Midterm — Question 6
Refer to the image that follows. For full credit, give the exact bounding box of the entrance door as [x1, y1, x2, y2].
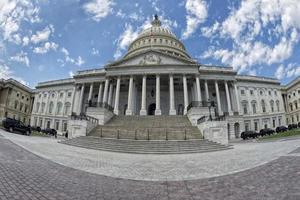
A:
[148, 103, 156, 115]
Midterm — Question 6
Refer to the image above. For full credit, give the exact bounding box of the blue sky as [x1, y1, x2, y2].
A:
[1, 0, 300, 87]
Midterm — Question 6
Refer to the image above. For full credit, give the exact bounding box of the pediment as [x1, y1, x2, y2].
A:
[107, 50, 196, 68]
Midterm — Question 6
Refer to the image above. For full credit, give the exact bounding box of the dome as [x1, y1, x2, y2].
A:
[124, 15, 191, 59]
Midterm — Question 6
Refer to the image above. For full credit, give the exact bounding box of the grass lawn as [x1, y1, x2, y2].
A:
[30, 131, 49, 137]
[259, 128, 300, 140]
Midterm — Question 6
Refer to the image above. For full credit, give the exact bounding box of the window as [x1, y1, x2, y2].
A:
[56, 102, 63, 115]
[268, 91, 271, 95]
[20, 103, 23, 111]
[290, 104, 293, 111]
[26, 98, 29, 101]
[60, 93, 63, 98]
[17, 93, 19, 97]
[289, 95, 291, 99]
[295, 102, 298, 109]
[52, 93, 55, 98]
[270, 100, 274, 112]
[264, 123, 268, 129]
[39, 119, 43, 127]
[46, 121, 50, 129]
[49, 102, 54, 114]
[22, 95, 24, 99]
[44, 93, 47, 97]
[241, 90, 245, 95]
[67, 92, 72, 97]
[250, 90, 253, 95]
[276, 100, 280, 112]
[64, 102, 71, 115]
[41, 103, 46, 113]
[243, 104, 248, 114]
[254, 121, 258, 131]
[39, 94, 41, 98]
[261, 100, 266, 113]
[14, 100, 18, 109]
[278, 118, 281, 126]
[297, 115, 299, 122]
[63, 122, 68, 132]
[55, 121, 59, 130]
[274, 91, 277, 96]
[260, 91, 263, 95]
[245, 123, 249, 131]
[273, 119, 276, 128]
[294, 92, 296, 96]
[252, 103, 256, 114]
[36, 103, 40, 113]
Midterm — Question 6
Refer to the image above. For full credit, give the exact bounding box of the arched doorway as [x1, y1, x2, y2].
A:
[234, 123, 240, 138]
[148, 103, 156, 115]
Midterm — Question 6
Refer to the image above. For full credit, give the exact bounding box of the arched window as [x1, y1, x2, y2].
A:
[41, 102, 46, 113]
[64, 102, 71, 115]
[49, 101, 54, 114]
[56, 102, 63, 115]
[276, 100, 280, 112]
[14, 100, 19, 109]
[36, 102, 40, 113]
[242, 101, 248, 114]
[261, 100, 266, 113]
[270, 100, 274, 112]
[251, 100, 257, 114]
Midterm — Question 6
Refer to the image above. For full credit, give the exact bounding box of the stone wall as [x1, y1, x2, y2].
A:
[198, 121, 228, 145]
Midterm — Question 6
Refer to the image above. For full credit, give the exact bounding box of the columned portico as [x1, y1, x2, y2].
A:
[140, 75, 147, 115]
[169, 74, 176, 115]
[183, 75, 188, 115]
[155, 74, 161, 115]
[126, 76, 133, 115]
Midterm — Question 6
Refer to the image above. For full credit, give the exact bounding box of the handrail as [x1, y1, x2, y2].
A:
[85, 101, 114, 112]
[187, 101, 217, 112]
[70, 112, 99, 124]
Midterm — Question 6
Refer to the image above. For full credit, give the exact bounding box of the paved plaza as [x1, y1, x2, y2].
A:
[0, 130, 300, 199]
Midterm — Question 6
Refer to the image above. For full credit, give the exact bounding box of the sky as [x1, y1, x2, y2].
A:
[1, 0, 300, 88]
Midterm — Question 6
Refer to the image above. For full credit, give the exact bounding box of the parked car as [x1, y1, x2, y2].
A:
[241, 131, 258, 140]
[31, 126, 41, 132]
[259, 128, 275, 136]
[41, 128, 57, 136]
[2, 118, 31, 136]
[288, 124, 298, 130]
[276, 126, 288, 133]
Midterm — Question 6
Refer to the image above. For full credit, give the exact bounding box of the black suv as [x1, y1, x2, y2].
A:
[41, 128, 57, 136]
[2, 118, 31, 136]
[241, 131, 258, 140]
[259, 128, 275, 136]
[276, 126, 288, 133]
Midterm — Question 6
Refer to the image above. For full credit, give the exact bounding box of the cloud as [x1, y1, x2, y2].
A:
[60, 47, 85, 66]
[0, 0, 40, 42]
[33, 42, 59, 54]
[114, 24, 139, 59]
[83, 0, 115, 22]
[31, 25, 54, 44]
[201, 0, 300, 73]
[182, 0, 208, 39]
[0, 62, 27, 85]
[10, 51, 30, 67]
[69, 71, 74, 77]
[91, 48, 100, 55]
[275, 63, 300, 80]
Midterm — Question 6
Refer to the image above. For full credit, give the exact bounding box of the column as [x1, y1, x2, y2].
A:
[38, 93, 43, 113]
[247, 88, 252, 115]
[205, 80, 209, 101]
[78, 84, 85, 114]
[225, 81, 233, 115]
[44, 92, 50, 114]
[88, 83, 94, 102]
[61, 90, 67, 116]
[126, 76, 133, 115]
[70, 86, 77, 114]
[53, 91, 59, 115]
[215, 80, 222, 115]
[234, 82, 241, 114]
[97, 82, 103, 105]
[114, 77, 121, 115]
[169, 74, 176, 115]
[183, 75, 189, 115]
[196, 76, 202, 102]
[102, 78, 109, 105]
[108, 83, 113, 106]
[155, 74, 161, 115]
[140, 75, 147, 115]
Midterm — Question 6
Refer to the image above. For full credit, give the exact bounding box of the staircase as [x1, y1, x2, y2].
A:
[59, 136, 233, 154]
[88, 115, 202, 140]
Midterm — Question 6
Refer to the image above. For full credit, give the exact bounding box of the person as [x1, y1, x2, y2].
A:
[65, 130, 68, 138]
[54, 130, 57, 139]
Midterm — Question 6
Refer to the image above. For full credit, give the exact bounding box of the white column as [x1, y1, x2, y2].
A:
[140, 75, 147, 115]
[88, 83, 93, 102]
[38, 93, 43, 113]
[234, 82, 241, 114]
[61, 90, 67, 116]
[169, 74, 176, 115]
[126, 76, 133, 115]
[102, 79, 109, 105]
[155, 74, 161, 115]
[225, 81, 233, 115]
[114, 77, 121, 115]
[70, 86, 77, 114]
[205, 80, 209, 101]
[196, 76, 202, 102]
[108, 83, 113, 106]
[79, 84, 85, 114]
[97, 82, 103, 104]
[215, 80, 222, 115]
[183, 75, 189, 115]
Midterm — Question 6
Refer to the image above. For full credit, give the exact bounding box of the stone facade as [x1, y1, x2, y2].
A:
[0, 78, 33, 125]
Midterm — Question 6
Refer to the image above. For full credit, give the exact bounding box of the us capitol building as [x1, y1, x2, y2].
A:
[28, 16, 298, 141]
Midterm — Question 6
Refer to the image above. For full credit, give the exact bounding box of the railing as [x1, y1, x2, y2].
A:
[187, 101, 217, 112]
[85, 101, 114, 112]
[91, 127, 197, 140]
[71, 112, 99, 124]
[197, 114, 226, 125]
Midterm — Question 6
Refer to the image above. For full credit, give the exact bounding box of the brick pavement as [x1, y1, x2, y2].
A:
[0, 136, 299, 199]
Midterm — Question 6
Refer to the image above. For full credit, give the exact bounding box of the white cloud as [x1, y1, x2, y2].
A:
[0, 62, 27, 85]
[31, 25, 54, 44]
[182, 0, 208, 39]
[22, 36, 30, 46]
[274, 63, 300, 80]
[69, 71, 74, 77]
[33, 42, 59, 54]
[91, 48, 100, 55]
[10, 51, 30, 67]
[60, 47, 85, 66]
[0, 0, 40, 42]
[201, 0, 300, 73]
[83, 0, 115, 22]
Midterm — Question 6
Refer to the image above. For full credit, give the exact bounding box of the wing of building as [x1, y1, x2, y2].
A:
[27, 16, 297, 140]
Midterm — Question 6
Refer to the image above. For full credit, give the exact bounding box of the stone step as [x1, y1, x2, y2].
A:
[59, 137, 232, 154]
